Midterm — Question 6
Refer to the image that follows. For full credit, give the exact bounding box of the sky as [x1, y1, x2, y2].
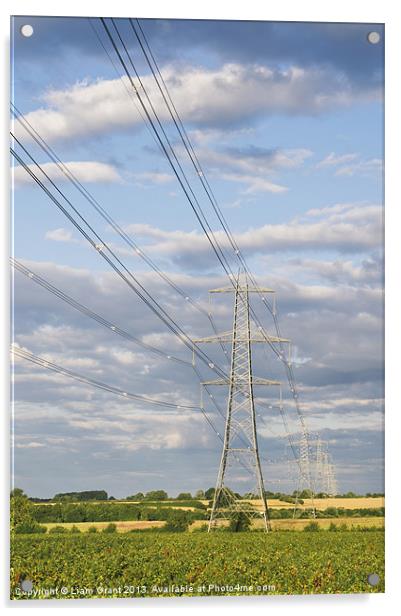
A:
[10, 16, 384, 498]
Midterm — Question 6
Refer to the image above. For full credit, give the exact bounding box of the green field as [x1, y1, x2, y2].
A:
[11, 530, 384, 598]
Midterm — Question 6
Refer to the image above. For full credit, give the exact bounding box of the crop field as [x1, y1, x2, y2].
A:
[11, 530, 384, 599]
[44, 520, 166, 532]
[42, 516, 384, 533]
[227, 497, 385, 511]
[32, 497, 384, 510]
[191, 517, 384, 531]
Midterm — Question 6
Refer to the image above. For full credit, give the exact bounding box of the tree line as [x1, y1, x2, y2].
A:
[28, 487, 384, 503]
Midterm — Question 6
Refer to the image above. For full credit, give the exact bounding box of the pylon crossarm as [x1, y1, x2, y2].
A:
[209, 287, 275, 294]
[201, 377, 281, 386]
[194, 333, 290, 343]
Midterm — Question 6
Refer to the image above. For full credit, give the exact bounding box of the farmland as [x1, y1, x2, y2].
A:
[247, 497, 385, 510]
[11, 530, 384, 598]
[40, 517, 384, 533]
[28, 496, 384, 529]
[10, 490, 385, 599]
[33, 497, 384, 510]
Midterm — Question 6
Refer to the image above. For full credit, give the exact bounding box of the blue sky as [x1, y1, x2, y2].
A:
[11, 16, 384, 497]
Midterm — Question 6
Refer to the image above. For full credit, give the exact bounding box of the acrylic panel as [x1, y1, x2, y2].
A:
[10, 16, 384, 599]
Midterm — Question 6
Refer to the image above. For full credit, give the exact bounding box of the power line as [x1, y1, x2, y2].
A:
[11, 258, 190, 367]
[12, 344, 262, 477]
[100, 18, 237, 283]
[13, 20, 317, 496]
[11, 139, 256, 449]
[47, 17, 315, 493]
[130, 18, 240, 259]
[12, 256, 264, 457]
[10, 137, 228, 381]
[97, 19, 302, 391]
[11, 135, 261, 458]
[98, 18, 297, 372]
[11, 103, 230, 364]
[119, 19, 316, 494]
[12, 346, 199, 410]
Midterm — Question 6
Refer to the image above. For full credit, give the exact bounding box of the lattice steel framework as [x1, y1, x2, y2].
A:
[287, 434, 338, 498]
[195, 271, 290, 532]
[315, 438, 338, 496]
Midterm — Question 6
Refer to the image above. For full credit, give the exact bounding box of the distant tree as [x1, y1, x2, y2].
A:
[164, 510, 190, 532]
[205, 487, 216, 500]
[53, 490, 108, 502]
[63, 504, 86, 523]
[87, 526, 98, 533]
[299, 489, 314, 499]
[11, 488, 25, 498]
[229, 512, 251, 532]
[195, 490, 205, 499]
[304, 521, 320, 532]
[144, 490, 168, 501]
[214, 487, 236, 507]
[126, 492, 144, 501]
[70, 525, 81, 533]
[176, 492, 192, 500]
[325, 507, 339, 517]
[10, 488, 41, 534]
[279, 495, 298, 504]
[15, 522, 46, 534]
[102, 523, 117, 533]
[49, 525, 68, 534]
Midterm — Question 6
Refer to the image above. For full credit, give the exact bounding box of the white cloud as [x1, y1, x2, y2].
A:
[316, 152, 358, 168]
[13, 160, 123, 186]
[220, 173, 287, 194]
[198, 145, 312, 176]
[15, 441, 45, 449]
[315, 152, 383, 178]
[45, 228, 76, 243]
[125, 202, 382, 263]
[335, 158, 383, 177]
[12, 253, 383, 494]
[133, 171, 175, 185]
[14, 63, 380, 143]
[189, 145, 312, 193]
[276, 256, 382, 287]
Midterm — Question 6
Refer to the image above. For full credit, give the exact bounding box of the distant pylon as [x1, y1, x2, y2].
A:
[317, 439, 338, 496]
[195, 270, 290, 532]
[288, 434, 337, 498]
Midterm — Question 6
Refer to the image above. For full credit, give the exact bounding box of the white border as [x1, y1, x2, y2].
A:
[1, 1, 400, 613]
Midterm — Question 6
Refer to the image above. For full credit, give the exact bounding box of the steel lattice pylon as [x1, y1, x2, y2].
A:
[195, 271, 289, 532]
[286, 434, 338, 499]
